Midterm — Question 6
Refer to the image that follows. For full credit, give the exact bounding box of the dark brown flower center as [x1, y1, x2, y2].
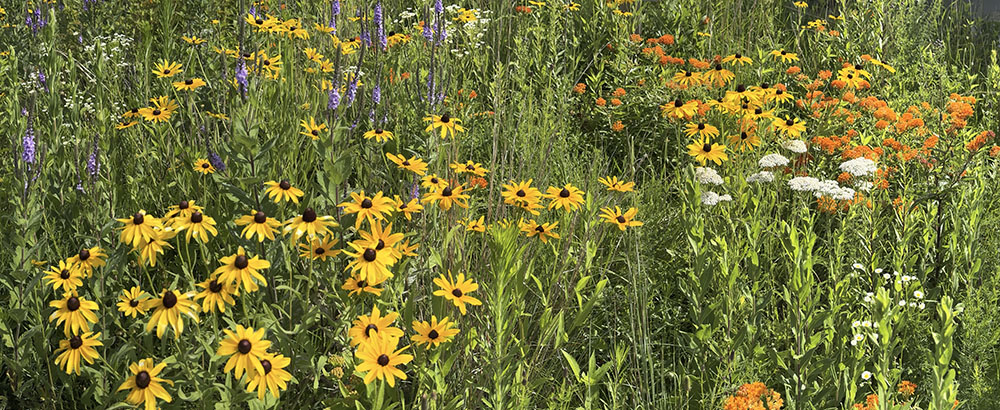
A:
[847, 73, 853, 79]
[428, 329, 439, 340]
[202, 163, 210, 168]
[163, 69, 171, 74]
[162, 291, 177, 308]
[761, 83, 769, 89]
[361, 198, 373, 208]
[235, 255, 249, 269]
[311, 129, 319, 136]
[702, 143, 712, 153]
[452, 288, 463, 297]
[179, 200, 189, 209]
[516, 189, 526, 197]
[130, 299, 139, 307]
[559, 188, 570, 198]
[79, 249, 91, 261]
[315, 247, 325, 255]
[363, 249, 377, 262]
[441, 187, 453, 197]
[736, 84, 746, 92]
[616, 215, 626, 223]
[185, 79, 194, 85]
[375, 129, 383, 134]
[302, 208, 317, 222]
[69, 335, 83, 349]
[261, 359, 272, 374]
[377, 354, 390, 366]
[776, 89, 784, 95]
[133, 212, 145, 225]
[741, 132, 748, 140]
[60, 269, 70, 279]
[440, 113, 450, 123]
[715, 64, 722, 71]
[238, 339, 252, 354]
[357, 280, 367, 288]
[674, 99, 683, 107]
[190, 212, 203, 223]
[780, 50, 787, 55]
[786, 119, 795, 126]
[135, 371, 151, 389]
[209, 280, 223, 293]
[535, 225, 545, 233]
[279, 180, 291, 190]
[152, 109, 162, 116]
[254, 211, 266, 224]
[67, 297, 81, 311]
[430, 177, 439, 184]
[376, 239, 385, 250]
[734, 53, 742, 58]
[365, 324, 378, 337]
[697, 123, 705, 130]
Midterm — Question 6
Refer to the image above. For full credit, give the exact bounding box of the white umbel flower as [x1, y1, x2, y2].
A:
[759, 153, 790, 168]
[700, 191, 732, 206]
[747, 171, 775, 183]
[788, 176, 820, 192]
[839, 157, 877, 177]
[695, 167, 724, 185]
[782, 140, 807, 153]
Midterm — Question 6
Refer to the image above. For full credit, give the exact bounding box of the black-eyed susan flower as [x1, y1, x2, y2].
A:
[116, 120, 138, 129]
[49, 290, 99, 336]
[450, 160, 489, 176]
[687, 138, 729, 165]
[770, 49, 799, 63]
[501, 179, 544, 215]
[433, 272, 482, 315]
[194, 159, 215, 174]
[152, 60, 182, 78]
[299, 117, 327, 140]
[705, 64, 735, 86]
[235, 210, 281, 242]
[299, 236, 341, 261]
[398, 240, 419, 257]
[385, 153, 427, 175]
[342, 275, 384, 297]
[420, 174, 449, 191]
[424, 112, 465, 139]
[684, 122, 720, 139]
[171, 77, 206, 91]
[598, 176, 635, 192]
[422, 185, 470, 211]
[245, 352, 292, 400]
[660, 99, 699, 120]
[767, 88, 794, 105]
[356, 220, 404, 261]
[214, 247, 271, 293]
[263, 180, 305, 204]
[217, 325, 271, 379]
[410, 316, 460, 348]
[393, 195, 423, 221]
[146, 289, 198, 339]
[728, 128, 762, 152]
[182, 35, 206, 45]
[599, 207, 643, 230]
[123, 108, 142, 118]
[722, 53, 753, 66]
[54, 332, 102, 375]
[117, 286, 151, 318]
[138, 96, 177, 123]
[194, 276, 238, 314]
[284, 207, 338, 240]
[544, 184, 585, 212]
[344, 241, 395, 283]
[137, 226, 175, 267]
[771, 117, 806, 138]
[163, 199, 203, 221]
[672, 70, 703, 87]
[172, 211, 218, 243]
[43, 259, 83, 292]
[519, 219, 561, 243]
[257, 51, 282, 75]
[338, 191, 395, 229]
[463, 216, 486, 232]
[355, 334, 413, 387]
[117, 358, 173, 410]
[67, 247, 106, 278]
[349, 305, 405, 346]
[364, 128, 395, 143]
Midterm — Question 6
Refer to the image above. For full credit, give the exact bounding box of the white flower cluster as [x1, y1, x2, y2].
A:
[815, 180, 855, 201]
[747, 171, 774, 183]
[701, 191, 732, 206]
[788, 176, 820, 192]
[839, 157, 877, 177]
[758, 153, 789, 168]
[695, 167, 724, 185]
[782, 139, 808, 153]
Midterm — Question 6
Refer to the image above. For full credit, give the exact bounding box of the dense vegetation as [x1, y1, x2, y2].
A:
[2, 0, 999, 409]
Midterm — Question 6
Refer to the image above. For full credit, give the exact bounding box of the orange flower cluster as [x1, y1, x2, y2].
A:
[945, 93, 976, 133]
[966, 130, 994, 152]
[852, 394, 879, 410]
[644, 33, 674, 45]
[611, 120, 624, 132]
[722, 382, 783, 410]
[897, 380, 916, 397]
[818, 192, 868, 214]
[573, 83, 586, 94]
[612, 87, 626, 97]
[514, 5, 532, 13]
[811, 134, 851, 154]
[842, 145, 883, 160]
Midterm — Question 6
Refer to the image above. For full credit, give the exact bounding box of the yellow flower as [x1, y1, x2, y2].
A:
[423, 113, 466, 139]
[284, 207, 338, 241]
[145, 289, 199, 339]
[194, 275, 238, 313]
[722, 53, 753, 66]
[338, 191, 395, 229]
[686, 138, 728, 165]
[67, 246, 106, 278]
[171, 78, 207, 91]
[213, 246, 271, 293]
[393, 195, 423, 221]
[117, 210, 162, 248]
[349, 305, 405, 346]
[171, 210, 218, 243]
[48, 290, 99, 336]
[422, 185, 470, 211]
[363, 128, 395, 143]
[151, 59, 182, 78]
[793, 1, 808, 8]
[463, 216, 486, 232]
[54, 332, 102, 375]
[421, 174, 449, 191]
[245, 353, 292, 400]
[342, 275, 385, 297]
[182, 35, 206, 45]
[235, 210, 281, 242]
[598, 176, 635, 192]
[117, 358, 174, 409]
[354, 334, 413, 387]
[501, 179, 544, 215]
[684, 122, 720, 139]
[411, 316, 460, 347]
[544, 184, 585, 212]
[298, 236, 341, 261]
[386, 153, 428, 175]
[216, 325, 272, 379]
[300, 117, 327, 140]
[770, 49, 800, 63]
[771, 117, 806, 138]
[599, 207, 643, 230]
[263, 180, 305, 204]
[519, 219, 561, 243]
[450, 160, 489, 176]
[117, 286, 151, 318]
[433, 271, 482, 315]
[193, 159, 215, 174]
[43, 259, 83, 292]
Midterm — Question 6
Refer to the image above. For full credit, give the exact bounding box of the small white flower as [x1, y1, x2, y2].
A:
[883, 273, 891, 280]
[898, 300, 907, 307]
[918, 302, 926, 310]
[913, 290, 924, 299]
[874, 268, 883, 274]
[902, 275, 912, 282]
[850, 339, 858, 346]
[863, 293, 874, 303]
[854, 333, 865, 342]
[700, 191, 732, 206]
[909, 302, 917, 308]
[852, 320, 862, 327]
[862, 320, 872, 328]
[839, 157, 877, 177]
[788, 176, 821, 192]
[758, 153, 790, 168]
[873, 322, 879, 329]
[695, 167, 725, 185]
[852, 262, 864, 270]
[861, 371, 872, 380]
[747, 171, 775, 183]
[782, 139, 808, 153]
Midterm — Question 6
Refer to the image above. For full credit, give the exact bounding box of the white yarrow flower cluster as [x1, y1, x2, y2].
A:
[747, 171, 774, 183]
[758, 153, 790, 168]
[814, 180, 855, 201]
[701, 191, 732, 206]
[782, 140, 808, 153]
[695, 167, 724, 185]
[788, 176, 821, 192]
[839, 157, 877, 177]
